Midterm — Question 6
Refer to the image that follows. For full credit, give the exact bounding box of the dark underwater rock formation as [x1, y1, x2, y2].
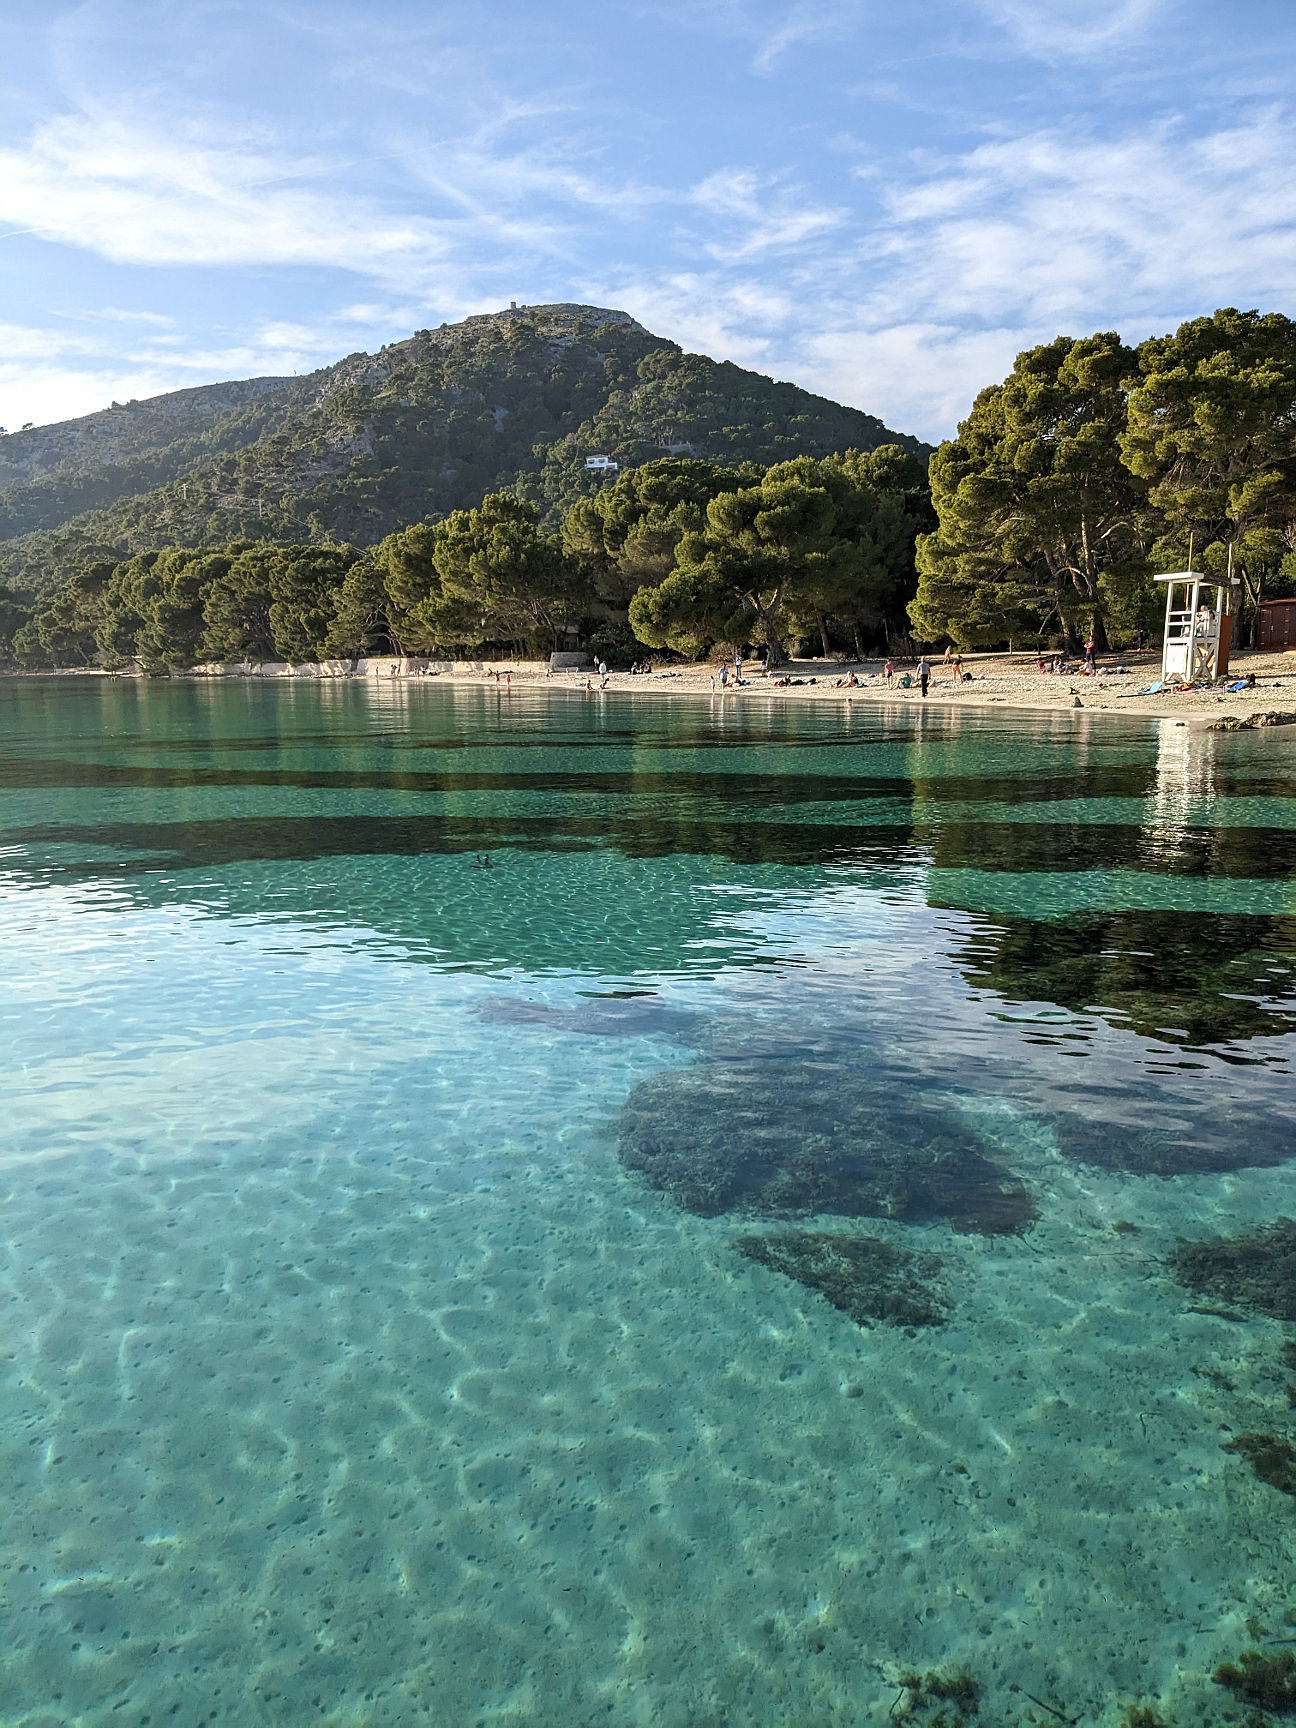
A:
[1223, 1432, 1296, 1497]
[736, 1230, 947, 1328]
[1050, 1108, 1295, 1178]
[1213, 1648, 1296, 1711]
[617, 1061, 1035, 1234]
[1169, 1218, 1296, 1318]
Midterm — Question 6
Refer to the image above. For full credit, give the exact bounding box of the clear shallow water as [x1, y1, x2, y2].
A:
[2, 677, 1295, 1726]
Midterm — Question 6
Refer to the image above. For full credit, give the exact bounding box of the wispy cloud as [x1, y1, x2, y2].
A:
[749, 1, 857, 72]
[49, 306, 175, 326]
[869, 111, 1296, 330]
[0, 115, 458, 283]
[964, 0, 1168, 60]
[689, 169, 846, 259]
[632, 0, 860, 73]
[592, 272, 796, 370]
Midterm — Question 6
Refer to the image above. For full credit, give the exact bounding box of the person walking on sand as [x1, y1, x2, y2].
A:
[884, 657, 895, 688]
[919, 657, 930, 698]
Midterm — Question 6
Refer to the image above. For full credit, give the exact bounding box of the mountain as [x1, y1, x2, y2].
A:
[0, 303, 922, 596]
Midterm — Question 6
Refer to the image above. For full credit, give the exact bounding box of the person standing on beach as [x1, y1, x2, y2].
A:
[919, 657, 930, 698]
[884, 657, 895, 687]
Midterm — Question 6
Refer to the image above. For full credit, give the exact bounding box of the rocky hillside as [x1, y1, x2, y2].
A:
[1, 303, 921, 596]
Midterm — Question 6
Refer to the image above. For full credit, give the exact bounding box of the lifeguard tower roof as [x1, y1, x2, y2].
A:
[1153, 571, 1240, 584]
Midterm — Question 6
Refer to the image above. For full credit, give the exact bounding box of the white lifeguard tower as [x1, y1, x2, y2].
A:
[1154, 571, 1238, 684]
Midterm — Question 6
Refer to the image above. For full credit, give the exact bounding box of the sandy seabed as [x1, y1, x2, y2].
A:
[3, 883, 1293, 1728]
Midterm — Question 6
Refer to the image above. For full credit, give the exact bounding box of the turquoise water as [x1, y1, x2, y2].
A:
[2, 677, 1295, 1726]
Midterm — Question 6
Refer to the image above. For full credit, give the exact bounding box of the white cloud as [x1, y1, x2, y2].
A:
[596, 272, 796, 369]
[689, 169, 846, 259]
[965, 0, 1167, 60]
[49, 306, 175, 326]
[748, 1, 857, 72]
[796, 321, 1023, 438]
[635, 0, 860, 73]
[0, 115, 458, 285]
[870, 112, 1296, 331]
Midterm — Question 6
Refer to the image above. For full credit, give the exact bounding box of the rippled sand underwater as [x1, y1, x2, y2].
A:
[2, 677, 1295, 1727]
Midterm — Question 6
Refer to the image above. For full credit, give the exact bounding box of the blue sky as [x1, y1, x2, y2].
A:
[2, 0, 1295, 441]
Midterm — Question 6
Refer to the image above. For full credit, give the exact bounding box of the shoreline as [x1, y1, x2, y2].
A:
[12, 646, 1296, 728]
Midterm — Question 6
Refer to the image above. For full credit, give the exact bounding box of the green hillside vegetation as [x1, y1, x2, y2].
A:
[10, 449, 929, 670]
[0, 376, 303, 544]
[0, 303, 916, 601]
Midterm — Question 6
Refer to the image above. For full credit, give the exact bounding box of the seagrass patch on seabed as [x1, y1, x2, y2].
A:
[617, 1057, 1036, 1234]
[736, 1230, 949, 1328]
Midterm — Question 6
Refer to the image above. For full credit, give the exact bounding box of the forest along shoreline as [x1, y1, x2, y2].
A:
[12, 645, 1296, 729]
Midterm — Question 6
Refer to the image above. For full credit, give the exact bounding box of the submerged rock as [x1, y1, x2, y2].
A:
[1052, 1109, 1295, 1178]
[617, 1061, 1035, 1234]
[1213, 1648, 1296, 1711]
[736, 1230, 947, 1328]
[1169, 1218, 1296, 1318]
[1223, 1432, 1296, 1497]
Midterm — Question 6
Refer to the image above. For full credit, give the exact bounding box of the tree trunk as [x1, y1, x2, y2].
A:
[1062, 616, 1083, 656]
[1090, 613, 1110, 653]
[818, 615, 831, 659]
[852, 624, 864, 659]
[759, 613, 788, 667]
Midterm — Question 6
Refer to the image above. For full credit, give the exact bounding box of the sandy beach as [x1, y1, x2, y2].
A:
[445, 644, 1296, 727]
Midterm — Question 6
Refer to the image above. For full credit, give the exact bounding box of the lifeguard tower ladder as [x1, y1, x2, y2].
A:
[1154, 571, 1238, 684]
